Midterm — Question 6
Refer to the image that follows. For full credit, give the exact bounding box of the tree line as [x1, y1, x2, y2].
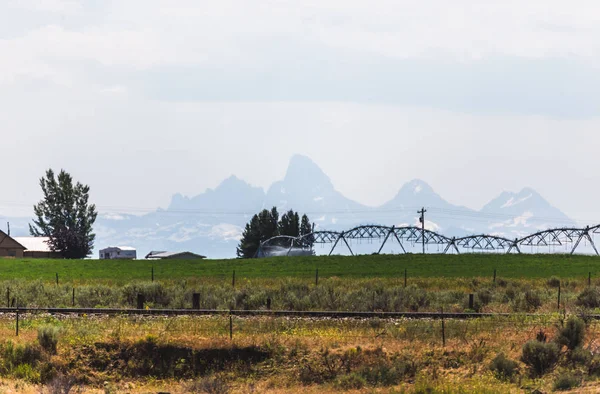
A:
[237, 208, 312, 258]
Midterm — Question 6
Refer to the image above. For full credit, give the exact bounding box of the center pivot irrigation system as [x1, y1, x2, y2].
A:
[256, 210, 600, 257]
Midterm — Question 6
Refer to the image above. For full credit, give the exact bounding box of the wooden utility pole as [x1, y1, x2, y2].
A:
[418, 208, 427, 254]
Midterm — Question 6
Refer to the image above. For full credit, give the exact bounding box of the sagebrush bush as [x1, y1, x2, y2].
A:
[358, 359, 416, 386]
[38, 326, 61, 355]
[186, 376, 229, 394]
[336, 373, 366, 390]
[547, 276, 561, 288]
[576, 287, 600, 309]
[553, 372, 580, 391]
[568, 347, 592, 366]
[43, 373, 78, 394]
[555, 317, 585, 351]
[477, 288, 493, 306]
[0, 341, 44, 371]
[298, 346, 414, 387]
[523, 290, 543, 311]
[489, 353, 518, 380]
[521, 341, 559, 377]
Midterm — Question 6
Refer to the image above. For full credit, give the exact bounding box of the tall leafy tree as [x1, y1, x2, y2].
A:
[29, 169, 97, 259]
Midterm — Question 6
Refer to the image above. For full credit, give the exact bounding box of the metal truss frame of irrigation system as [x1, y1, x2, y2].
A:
[256, 224, 600, 257]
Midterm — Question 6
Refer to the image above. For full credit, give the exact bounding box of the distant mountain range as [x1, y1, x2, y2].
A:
[1, 155, 576, 258]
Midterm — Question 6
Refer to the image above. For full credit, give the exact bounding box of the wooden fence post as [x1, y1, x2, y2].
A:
[72, 288, 75, 307]
[193, 293, 200, 310]
[137, 293, 144, 310]
[441, 307, 445, 347]
[15, 303, 19, 337]
[266, 298, 271, 310]
[468, 294, 474, 310]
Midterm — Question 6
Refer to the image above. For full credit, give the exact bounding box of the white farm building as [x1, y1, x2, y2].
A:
[99, 246, 137, 260]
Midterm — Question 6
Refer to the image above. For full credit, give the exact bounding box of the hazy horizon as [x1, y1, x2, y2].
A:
[2, 1, 600, 222]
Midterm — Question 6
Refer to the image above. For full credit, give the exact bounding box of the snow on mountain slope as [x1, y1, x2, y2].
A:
[480, 187, 575, 238]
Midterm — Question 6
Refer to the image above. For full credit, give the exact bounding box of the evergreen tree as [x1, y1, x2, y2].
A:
[29, 169, 97, 259]
[236, 214, 261, 258]
[300, 214, 312, 236]
[258, 207, 279, 241]
[237, 207, 313, 258]
[300, 214, 314, 245]
[237, 207, 280, 258]
[279, 209, 300, 237]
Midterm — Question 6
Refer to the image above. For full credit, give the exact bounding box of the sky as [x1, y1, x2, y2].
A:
[1, 0, 600, 222]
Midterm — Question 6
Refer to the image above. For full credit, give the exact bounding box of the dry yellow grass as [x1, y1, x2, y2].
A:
[0, 314, 596, 392]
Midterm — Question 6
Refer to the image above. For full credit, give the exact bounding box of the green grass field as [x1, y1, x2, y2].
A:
[2, 253, 600, 283]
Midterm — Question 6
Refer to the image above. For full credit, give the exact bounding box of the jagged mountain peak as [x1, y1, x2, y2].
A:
[283, 154, 333, 190]
[214, 175, 259, 193]
[95, 155, 577, 258]
[167, 175, 264, 211]
[382, 179, 465, 212]
[397, 179, 437, 196]
[482, 187, 552, 212]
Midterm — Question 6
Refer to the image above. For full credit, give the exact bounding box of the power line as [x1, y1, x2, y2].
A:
[0, 201, 594, 225]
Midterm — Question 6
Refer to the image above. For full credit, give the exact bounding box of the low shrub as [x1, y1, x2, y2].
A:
[336, 373, 366, 390]
[568, 347, 591, 366]
[555, 317, 585, 351]
[38, 325, 61, 355]
[524, 290, 542, 311]
[521, 341, 559, 377]
[13, 363, 40, 383]
[576, 287, 600, 309]
[547, 276, 561, 288]
[553, 372, 580, 391]
[358, 361, 413, 386]
[489, 353, 518, 380]
[0, 341, 45, 373]
[536, 330, 547, 343]
[186, 375, 230, 394]
[477, 288, 493, 306]
[43, 373, 78, 394]
[588, 355, 600, 377]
